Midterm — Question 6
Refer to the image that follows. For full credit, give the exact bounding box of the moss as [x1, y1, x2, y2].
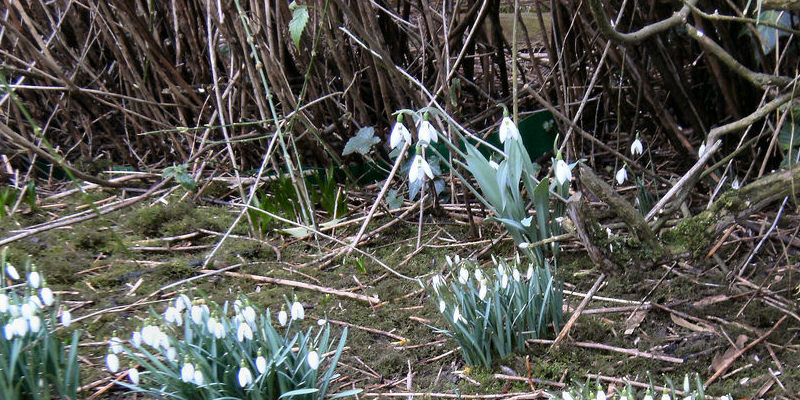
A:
[661, 213, 715, 256]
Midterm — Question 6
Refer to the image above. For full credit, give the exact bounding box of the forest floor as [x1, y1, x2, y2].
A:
[1, 180, 797, 399]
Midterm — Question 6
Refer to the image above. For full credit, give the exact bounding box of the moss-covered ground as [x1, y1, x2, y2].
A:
[1, 189, 797, 399]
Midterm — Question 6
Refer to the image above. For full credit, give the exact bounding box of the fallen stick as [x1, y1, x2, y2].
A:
[325, 318, 405, 341]
[528, 339, 684, 364]
[200, 270, 380, 304]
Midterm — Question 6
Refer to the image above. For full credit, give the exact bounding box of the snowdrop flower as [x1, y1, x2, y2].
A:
[643, 390, 654, 400]
[616, 167, 627, 185]
[6, 264, 19, 281]
[596, 387, 607, 400]
[237, 362, 253, 387]
[631, 137, 643, 156]
[256, 350, 268, 374]
[237, 322, 253, 342]
[499, 115, 520, 143]
[211, 320, 226, 339]
[562, 392, 574, 400]
[175, 293, 191, 312]
[28, 315, 41, 333]
[3, 323, 14, 339]
[61, 308, 72, 328]
[445, 254, 453, 267]
[452, 306, 464, 324]
[141, 324, 160, 348]
[165, 346, 177, 362]
[500, 272, 508, 289]
[512, 268, 520, 282]
[416, 114, 438, 144]
[190, 304, 205, 324]
[526, 265, 534, 280]
[431, 274, 445, 294]
[458, 267, 469, 285]
[242, 305, 256, 325]
[181, 360, 195, 382]
[131, 330, 142, 347]
[29, 295, 43, 310]
[390, 115, 412, 149]
[39, 286, 54, 307]
[732, 179, 740, 189]
[106, 352, 120, 373]
[0, 293, 8, 313]
[438, 299, 446, 313]
[409, 153, 433, 184]
[474, 269, 483, 282]
[660, 390, 671, 400]
[21, 302, 34, 319]
[478, 280, 487, 300]
[277, 307, 288, 326]
[698, 142, 706, 157]
[206, 315, 218, 332]
[28, 269, 41, 288]
[555, 159, 572, 185]
[164, 306, 182, 326]
[291, 300, 305, 320]
[109, 335, 123, 354]
[307, 349, 320, 370]
[488, 160, 500, 170]
[193, 368, 204, 385]
[317, 318, 327, 326]
[128, 367, 140, 384]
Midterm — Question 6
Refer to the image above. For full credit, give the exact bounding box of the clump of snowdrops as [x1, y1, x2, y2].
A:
[429, 254, 562, 368]
[558, 374, 732, 400]
[0, 247, 80, 399]
[114, 292, 359, 400]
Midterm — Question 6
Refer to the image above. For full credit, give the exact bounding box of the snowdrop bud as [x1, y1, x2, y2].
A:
[256, 350, 267, 374]
[512, 268, 520, 282]
[616, 167, 627, 185]
[278, 308, 288, 326]
[453, 306, 464, 324]
[242, 305, 256, 325]
[28, 270, 41, 288]
[193, 368, 204, 385]
[237, 362, 253, 387]
[181, 360, 195, 383]
[61, 308, 72, 328]
[6, 264, 19, 281]
[438, 299, 446, 313]
[190, 304, 204, 324]
[474, 269, 483, 282]
[39, 286, 54, 307]
[478, 280, 487, 300]
[500, 272, 508, 289]
[317, 319, 327, 326]
[488, 160, 500, 170]
[291, 301, 305, 320]
[128, 367, 140, 384]
[28, 315, 41, 333]
[307, 349, 320, 370]
[106, 352, 120, 373]
[698, 142, 706, 157]
[555, 159, 572, 185]
[630, 138, 643, 156]
[526, 265, 533, 280]
[458, 267, 469, 285]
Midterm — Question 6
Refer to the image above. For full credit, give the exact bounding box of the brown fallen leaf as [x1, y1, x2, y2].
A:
[711, 334, 748, 373]
[624, 309, 648, 335]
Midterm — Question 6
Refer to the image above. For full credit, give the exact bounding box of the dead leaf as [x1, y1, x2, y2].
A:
[692, 294, 731, 308]
[711, 334, 748, 373]
[670, 312, 714, 333]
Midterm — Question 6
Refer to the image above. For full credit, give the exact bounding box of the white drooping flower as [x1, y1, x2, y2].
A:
[256, 352, 268, 374]
[512, 268, 521, 282]
[165, 346, 177, 362]
[562, 392, 575, 400]
[438, 299, 446, 313]
[732, 179, 740, 189]
[3, 323, 13, 340]
[478, 280, 487, 301]
[698, 142, 707, 157]
[181, 361, 195, 383]
[6, 264, 19, 281]
[474, 269, 483, 282]
[631, 137, 643, 156]
[555, 159, 572, 186]
[390, 117, 412, 149]
[164, 306, 182, 326]
[500, 271, 508, 289]
[416, 116, 438, 144]
[28, 270, 41, 288]
[193, 368, 204, 385]
[175, 293, 191, 312]
[237, 322, 253, 342]
[317, 318, 327, 326]
[12, 317, 28, 337]
[128, 367, 140, 384]
[499, 116, 520, 143]
[237, 363, 253, 387]
[190, 304, 205, 324]
[488, 160, 500, 170]
[596, 387, 607, 400]
[242, 305, 256, 325]
[291, 301, 305, 320]
[307, 350, 321, 370]
[643, 390, 654, 400]
[21, 302, 34, 319]
[431, 274, 445, 294]
[131, 330, 142, 347]
[61, 308, 72, 328]
[277, 308, 288, 326]
[109, 336, 123, 354]
[28, 315, 41, 333]
[0, 293, 8, 313]
[615, 167, 627, 185]
[458, 267, 469, 285]
[408, 154, 433, 184]
[106, 353, 120, 373]
[141, 324, 160, 348]
[660, 391, 671, 400]
[526, 265, 534, 280]
[39, 286, 54, 307]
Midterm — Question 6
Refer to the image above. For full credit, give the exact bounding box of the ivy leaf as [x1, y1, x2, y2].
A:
[342, 126, 380, 156]
[289, 4, 309, 50]
[163, 164, 197, 191]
